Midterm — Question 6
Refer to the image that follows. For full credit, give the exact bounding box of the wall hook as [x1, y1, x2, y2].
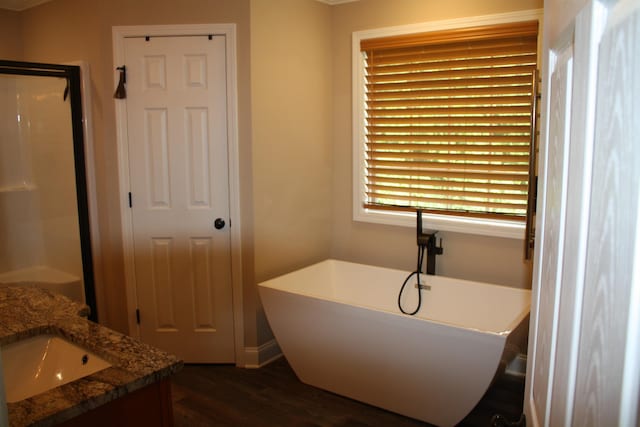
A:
[113, 65, 127, 99]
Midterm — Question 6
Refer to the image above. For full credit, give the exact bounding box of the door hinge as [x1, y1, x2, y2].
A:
[136, 308, 140, 324]
[128, 192, 132, 208]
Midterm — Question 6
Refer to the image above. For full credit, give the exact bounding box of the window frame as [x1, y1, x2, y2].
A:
[352, 9, 543, 239]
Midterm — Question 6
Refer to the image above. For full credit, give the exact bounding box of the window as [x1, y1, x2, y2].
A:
[353, 12, 541, 238]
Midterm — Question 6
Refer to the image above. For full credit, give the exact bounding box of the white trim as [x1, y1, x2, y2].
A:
[622, 185, 640, 427]
[352, 9, 544, 240]
[505, 353, 528, 378]
[525, 36, 554, 427]
[223, 27, 247, 369]
[112, 27, 137, 336]
[315, 0, 359, 4]
[111, 24, 244, 364]
[242, 339, 282, 369]
[619, 1, 640, 423]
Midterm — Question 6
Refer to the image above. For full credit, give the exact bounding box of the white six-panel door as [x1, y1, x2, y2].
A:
[123, 34, 235, 363]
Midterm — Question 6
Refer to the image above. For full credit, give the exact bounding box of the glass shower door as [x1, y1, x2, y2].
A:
[0, 61, 96, 320]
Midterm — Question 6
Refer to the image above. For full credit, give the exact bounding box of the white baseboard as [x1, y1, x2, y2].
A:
[505, 353, 527, 378]
[242, 339, 282, 368]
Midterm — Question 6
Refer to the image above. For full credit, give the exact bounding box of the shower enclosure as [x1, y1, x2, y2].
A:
[0, 60, 97, 321]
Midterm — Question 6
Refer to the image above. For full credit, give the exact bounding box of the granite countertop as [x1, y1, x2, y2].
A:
[0, 287, 183, 427]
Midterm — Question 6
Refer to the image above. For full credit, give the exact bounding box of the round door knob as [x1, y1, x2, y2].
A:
[214, 218, 226, 230]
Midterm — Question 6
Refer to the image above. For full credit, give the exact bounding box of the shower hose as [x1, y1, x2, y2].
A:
[397, 244, 426, 315]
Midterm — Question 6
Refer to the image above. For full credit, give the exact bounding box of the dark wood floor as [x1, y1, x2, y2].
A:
[171, 357, 524, 427]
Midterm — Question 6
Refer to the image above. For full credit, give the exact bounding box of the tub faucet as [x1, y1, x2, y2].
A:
[425, 233, 444, 275]
[416, 210, 444, 275]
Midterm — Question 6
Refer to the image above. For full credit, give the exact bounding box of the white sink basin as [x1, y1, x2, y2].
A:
[1, 334, 111, 402]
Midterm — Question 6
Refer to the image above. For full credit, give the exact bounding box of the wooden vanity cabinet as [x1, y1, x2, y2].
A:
[59, 379, 174, 427]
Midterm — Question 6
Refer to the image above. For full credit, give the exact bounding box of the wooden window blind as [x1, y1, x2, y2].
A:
[361, 21, 539, 221]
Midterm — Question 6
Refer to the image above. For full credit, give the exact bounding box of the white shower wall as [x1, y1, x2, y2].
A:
[0, 76, 43, 272]
[0, 74, 83, 299]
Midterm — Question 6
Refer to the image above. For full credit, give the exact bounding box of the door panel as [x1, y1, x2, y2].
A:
[124, 35, 234, 363]
[186, 107, 213, 207]
[573, 5, 640, 424]
[531, 35, 574, 424]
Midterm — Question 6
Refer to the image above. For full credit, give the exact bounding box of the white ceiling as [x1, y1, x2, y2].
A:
[0, 0, 359, 11]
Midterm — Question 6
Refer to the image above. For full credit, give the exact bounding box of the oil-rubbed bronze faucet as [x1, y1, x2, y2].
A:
[398, 209, 445, 315]
[416, 209, 443, 275]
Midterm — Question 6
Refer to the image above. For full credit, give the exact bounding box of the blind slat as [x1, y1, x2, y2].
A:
[366, 75, 534, 93]
[367, 57, 537, 79]
[363, 203, 525, 221]
[368, 175, 527, 192]
[367, 162, 530, 174]
[367, 124, 532, 135]
[367, 95, 532, 108]
[367, 134, 530, 143]
[367, 105, 533, 117]
[367, 85, 533, 101]
[364, 191, 527, 210]
[367, 142, 530, 153]
[367, 115, 531, 126]
[366, 66, 536, 87]
[367, 184, 529, 202]
[367, 151, 528, 164]
[367, 163, 528, 180]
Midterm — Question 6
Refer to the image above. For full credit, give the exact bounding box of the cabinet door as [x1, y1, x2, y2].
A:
[525, 1, 640, 426]
[59, 379, 174, 427]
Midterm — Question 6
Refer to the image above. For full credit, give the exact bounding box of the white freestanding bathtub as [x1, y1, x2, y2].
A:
[258, 259, 530, 427]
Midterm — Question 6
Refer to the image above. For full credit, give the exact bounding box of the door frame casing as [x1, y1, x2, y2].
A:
[112, 24, 245, 365]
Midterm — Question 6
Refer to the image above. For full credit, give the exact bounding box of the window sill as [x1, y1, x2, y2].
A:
[354, 207, 525, 240]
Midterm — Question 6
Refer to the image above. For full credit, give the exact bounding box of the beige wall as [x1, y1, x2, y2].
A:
[544, 0, 587, 43]
[0, 9, 21, 59]
[251, 0, 333, 282]
[330, 0, 543, 288]
[250, 0, 333, 342]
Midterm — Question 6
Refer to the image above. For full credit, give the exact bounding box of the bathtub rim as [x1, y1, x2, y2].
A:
[258, 258, 531, 338]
